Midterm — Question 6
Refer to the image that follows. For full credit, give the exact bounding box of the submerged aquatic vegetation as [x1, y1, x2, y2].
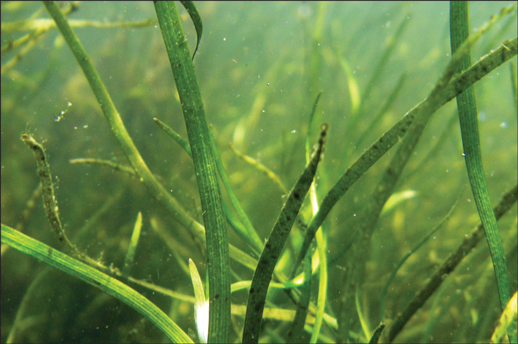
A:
[1, 2, 517, 343]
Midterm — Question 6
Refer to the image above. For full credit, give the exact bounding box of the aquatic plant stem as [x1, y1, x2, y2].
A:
[450, 1, 511, 314]
[154, 2, 230, 342]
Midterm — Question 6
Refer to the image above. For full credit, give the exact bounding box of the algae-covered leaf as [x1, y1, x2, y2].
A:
[242, 124, 329, 343]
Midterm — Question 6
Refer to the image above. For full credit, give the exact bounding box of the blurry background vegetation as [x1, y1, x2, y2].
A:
[1, 1, 516, 343]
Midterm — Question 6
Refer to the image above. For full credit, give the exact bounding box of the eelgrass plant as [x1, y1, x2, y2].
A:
[1, 2, 517, 343]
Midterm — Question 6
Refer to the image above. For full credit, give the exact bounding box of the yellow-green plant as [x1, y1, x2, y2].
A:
[1, 2, 516, 343]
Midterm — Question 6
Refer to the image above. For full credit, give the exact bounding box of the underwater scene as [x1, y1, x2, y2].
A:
[1, 1, 517, 343]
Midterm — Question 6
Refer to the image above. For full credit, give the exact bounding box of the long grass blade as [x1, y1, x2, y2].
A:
[450, 0, 511, 317]
[154, 2, 230, 342]
[242, 124, 328, 343]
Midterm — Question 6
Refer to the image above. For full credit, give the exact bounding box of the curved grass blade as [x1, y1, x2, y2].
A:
[154, 2, 230, 342]
[242, 124, 329, 343]
[369, 323, 385, 344]
[208, 131, 263, 253]
[450, 1, 511, 315]
[180, 1, 202, 60]
[1, 224, 193, 343]
[356, 284, 371, 340]
[20, 133, 66, 245]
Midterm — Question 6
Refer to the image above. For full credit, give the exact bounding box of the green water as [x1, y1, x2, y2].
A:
[1, 2, 516, 343]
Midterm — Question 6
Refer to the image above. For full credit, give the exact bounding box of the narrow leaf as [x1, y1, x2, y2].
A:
[180, 1, 203, 60]
[242, 124, 329, 343]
